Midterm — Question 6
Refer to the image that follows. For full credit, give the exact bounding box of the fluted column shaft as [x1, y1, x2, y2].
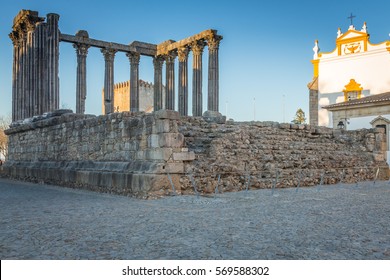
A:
[36, 23, 47, 115]
[26, 29, 34, 118]
[165, 52, 176, 110]
[31, 26, 39, 116]
[21, 36, 27, 120]
[192, 40, 205, 117]
[127, 52, 140, 112]
[153, 56, 164, 111]
[178, 47, 189, 116]
[47, 13, 60, 112]
[101, 48, 117, 114]
[10, 33, 19, 122]
[207, 35, 222, 112]
[74, 43, 89, 114]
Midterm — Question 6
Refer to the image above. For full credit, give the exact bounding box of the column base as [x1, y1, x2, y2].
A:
[202, 110, 226, 124]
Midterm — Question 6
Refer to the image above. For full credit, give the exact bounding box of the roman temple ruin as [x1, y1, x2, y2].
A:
[2, 10, 388, 198]
[8, 10, 223, 121]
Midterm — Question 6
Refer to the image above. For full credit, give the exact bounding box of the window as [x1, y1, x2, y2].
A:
[346, 91, 359, 101]
[343, 79, 363, 102]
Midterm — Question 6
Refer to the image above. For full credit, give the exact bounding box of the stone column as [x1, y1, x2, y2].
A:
[26, 27, 34, 118]
[73, 32, 90, 114]
[36, 23, 48, 115]
[126, 52, 140, 112]
[20, 35, 27, 120]
[101, 48, 117, 114]
[9, 10, 45, 121]
[178, 46, 189, 116]
[31, 25, 39, 116]
[191, 40, 205, 117]
[153, 56, 164, 111]
[165, 52, 176, 110]
[47, 13, 60, 112]
[207, 35, 222, 113]
[9, 32, 19, 122]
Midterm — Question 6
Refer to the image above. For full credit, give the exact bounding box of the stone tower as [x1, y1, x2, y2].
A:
[102, 80, 165, 114]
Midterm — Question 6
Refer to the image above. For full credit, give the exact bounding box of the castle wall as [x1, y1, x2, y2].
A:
[2, 111, 388, 197]
[102, 80, 164, 114]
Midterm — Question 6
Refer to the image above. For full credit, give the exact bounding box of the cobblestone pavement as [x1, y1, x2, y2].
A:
[1, 178, 390, 260]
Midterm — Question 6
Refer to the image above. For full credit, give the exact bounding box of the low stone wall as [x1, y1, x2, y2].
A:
[2, 109, 194, 198]
[1, 110, 388, 197]
[177, 118, 389, 194]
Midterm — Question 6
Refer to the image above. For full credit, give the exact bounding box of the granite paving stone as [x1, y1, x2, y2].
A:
[0, 178, 389, 259]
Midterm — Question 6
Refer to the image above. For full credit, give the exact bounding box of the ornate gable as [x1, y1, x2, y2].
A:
[336, 28, 369, 55]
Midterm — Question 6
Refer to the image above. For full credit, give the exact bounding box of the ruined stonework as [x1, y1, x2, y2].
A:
[3, 110, 195, 198]
[9, 10, 223, 119]
[177, 118, 388, 194]
[2, 111, 388, 197]
[5, 10, 388, 198]
[9, 10, 60, 122]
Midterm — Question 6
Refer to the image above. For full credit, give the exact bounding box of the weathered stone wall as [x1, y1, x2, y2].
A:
[1, 111, 388, 198]
[177, 117, 388, 194]
[2, 109, 194, 198]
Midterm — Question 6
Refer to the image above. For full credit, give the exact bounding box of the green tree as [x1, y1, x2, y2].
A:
[292, 108, 306, 124]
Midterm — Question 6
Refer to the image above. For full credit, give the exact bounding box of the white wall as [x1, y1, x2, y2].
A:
[319, 50, 390, 95]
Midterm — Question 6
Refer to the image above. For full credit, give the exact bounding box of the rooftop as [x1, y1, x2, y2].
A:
[323, 92, 390, 110]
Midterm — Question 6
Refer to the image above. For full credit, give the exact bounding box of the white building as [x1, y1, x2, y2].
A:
[307, 21, 390, 163]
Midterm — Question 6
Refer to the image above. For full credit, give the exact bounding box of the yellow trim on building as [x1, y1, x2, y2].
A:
[336, 30, 369, 55]
[318, 47, 337, 58]
[343, 79, 363, 101]
[311, 59, 319, 77]
[367, 39, 390, 47]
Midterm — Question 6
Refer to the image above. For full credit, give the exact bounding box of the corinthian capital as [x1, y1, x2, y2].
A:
[101, 48, 117, 62]
[165, 51, 177, 64]
[126, 52, 141, 66]
[177, 46, 189, 62]
[153, 55, 165, 69]
[9, 31, 20, 46]
[207, 35, 223, 51]
[191, 40, 206, 56]
[73, 43, 90, 56]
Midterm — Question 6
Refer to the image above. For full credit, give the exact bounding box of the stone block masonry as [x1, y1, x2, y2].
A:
[1, 111, 388, 198]
[177, 118, 389, 194]
[3, 110, 195, 198]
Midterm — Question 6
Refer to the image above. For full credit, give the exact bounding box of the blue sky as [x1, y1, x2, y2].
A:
[1, 0, 390, 122]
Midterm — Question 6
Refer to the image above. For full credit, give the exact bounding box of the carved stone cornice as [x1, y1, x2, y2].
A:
[101, 48, 117, 62]
[177, 46, 189, 62]
[11, 10, 44, 35]
[191, 40, 206, 56]
[9, 10, 46, 46]
[207, 35, 223, 51]
[126, 52, 141, 66]
[157, 29, 220, 56]
[73, 43, 90, 56]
